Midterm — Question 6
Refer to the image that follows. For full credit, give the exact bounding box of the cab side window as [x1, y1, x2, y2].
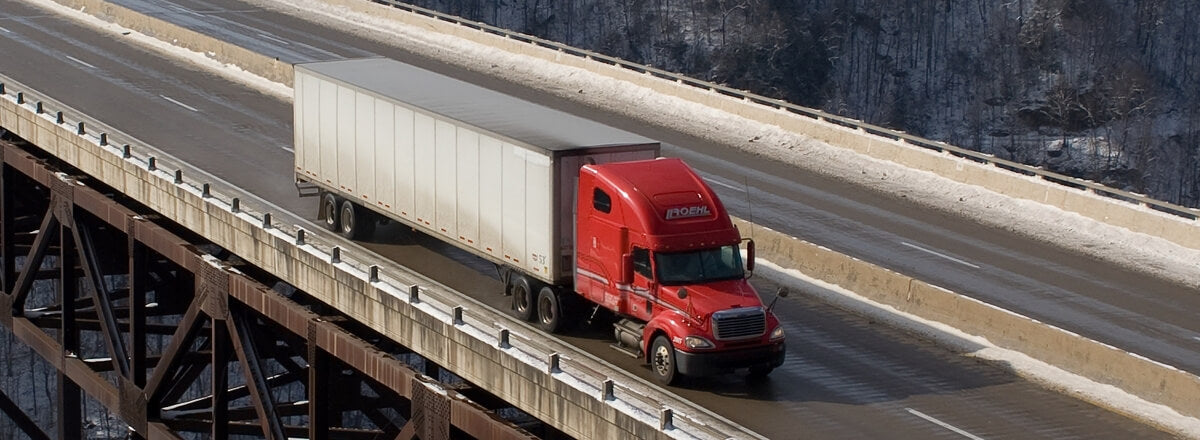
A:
[632, 247, 652, 279]
[593, 188, 612, 214]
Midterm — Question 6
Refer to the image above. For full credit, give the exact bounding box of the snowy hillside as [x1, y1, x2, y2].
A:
[405, 0, 1200, 208]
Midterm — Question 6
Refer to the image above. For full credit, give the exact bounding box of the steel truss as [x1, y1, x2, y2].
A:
[0, 138, 542, 439]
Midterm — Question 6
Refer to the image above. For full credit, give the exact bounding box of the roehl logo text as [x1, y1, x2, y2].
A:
[665, 205, 711, 219]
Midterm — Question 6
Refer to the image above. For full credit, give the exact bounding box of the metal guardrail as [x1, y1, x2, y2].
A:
[368, 0, 1200, 221]
[0, 76, 762, 440]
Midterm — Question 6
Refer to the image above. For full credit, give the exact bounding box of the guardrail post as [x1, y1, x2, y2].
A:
[408, 284, 420, 303]
[330, 246, 340, 264]
[0, 83, 5, 94]
[295, 228, 304, 245]
[202, 183, 211, 198]
[99, 133, 108, 146]
[35, 102, 43, 114]
[368, 265, 379, 282]
[452, 306, 463, 325]
[55, 111, 63, 124]
[15, 92, 23, 104]
[173, 170, 182, 184]
[261, 213, 271, 229]
[230, 197, 239, 213]
[547, 353, 560, 373]
[659, 408, 674, 430]
[76, 122, 85, 135]
[497, 328, 510, 349]
[601, 379, 614, 401]
[122, 144, 131, 158]
[147, 157, 156, 171]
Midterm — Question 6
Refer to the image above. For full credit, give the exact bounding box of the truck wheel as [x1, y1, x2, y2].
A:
[322, 193, 340, 232]
[650, 336, 678, 385]
[535, 286, 564, 333]
[338, 200, 376, 240]
[509, 276, 535, 321]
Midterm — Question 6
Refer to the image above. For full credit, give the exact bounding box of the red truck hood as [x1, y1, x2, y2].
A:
[659, 279, 762, 320]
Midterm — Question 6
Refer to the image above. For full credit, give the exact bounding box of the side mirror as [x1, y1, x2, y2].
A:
[619, 253, 633, 285]
[768, 287, 789, 312]
[745, 238, 756, 273]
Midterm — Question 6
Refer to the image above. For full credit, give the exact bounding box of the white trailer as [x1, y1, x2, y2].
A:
[293, 57, 658, 286]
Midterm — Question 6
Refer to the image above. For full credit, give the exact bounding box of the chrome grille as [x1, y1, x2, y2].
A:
[712, 307, 766, 340]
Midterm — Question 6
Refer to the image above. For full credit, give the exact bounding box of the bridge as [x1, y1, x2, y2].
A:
[1, 0, 1198, 438]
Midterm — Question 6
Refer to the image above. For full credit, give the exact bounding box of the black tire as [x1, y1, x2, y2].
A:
[535, 286, 564, 333]
[338, 200, 376, 240]
[322, 193, 340, 232]
[649, 335, 678, 385]
[509, 276, 535, 321]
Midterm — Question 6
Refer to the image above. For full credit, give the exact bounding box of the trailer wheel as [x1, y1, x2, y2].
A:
[509, 276, 536, 321]
[322, 193, 340, 232]
[338, 200, 376, 240]
[535, 286, 564, 333]
[650, 335, 678, 385]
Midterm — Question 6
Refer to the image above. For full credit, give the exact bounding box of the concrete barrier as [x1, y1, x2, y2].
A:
[732, 217, 1200, 424]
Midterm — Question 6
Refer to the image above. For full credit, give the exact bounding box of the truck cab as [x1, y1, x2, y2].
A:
[575, 158, 786, 384]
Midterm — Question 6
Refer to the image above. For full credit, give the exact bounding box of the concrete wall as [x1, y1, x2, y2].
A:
[732, 217, 1200, 423]
[0, 83, 753, 440]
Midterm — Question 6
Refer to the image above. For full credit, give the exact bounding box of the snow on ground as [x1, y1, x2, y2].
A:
[20, 0, 1200, 435]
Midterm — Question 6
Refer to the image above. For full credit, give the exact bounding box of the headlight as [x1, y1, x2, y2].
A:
[769, 326, 785, 341]
[684, 336, 714, 349]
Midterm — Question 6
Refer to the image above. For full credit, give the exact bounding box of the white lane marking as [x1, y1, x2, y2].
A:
[900, 241, 981, 269]
[258, 33, 292, 46]
[703, 177, 742, 191]
[0, 26, 12, 33]
[906, 408, 986, 440]
[160, 95, 199, 112]
[1193, 336, 1200, 342]
[64, 55, 97, 69]
[169, 5, 202, 16]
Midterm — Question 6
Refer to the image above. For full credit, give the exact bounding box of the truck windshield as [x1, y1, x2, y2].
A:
[655, 245, 744, 285]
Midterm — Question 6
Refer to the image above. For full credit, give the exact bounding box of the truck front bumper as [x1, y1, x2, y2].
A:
[674, 341, 785, 377]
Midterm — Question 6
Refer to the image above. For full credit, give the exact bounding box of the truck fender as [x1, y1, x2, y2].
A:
[641, 311, 693, 361]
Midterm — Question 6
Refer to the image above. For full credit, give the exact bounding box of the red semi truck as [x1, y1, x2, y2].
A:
[293, 57, 785, 384]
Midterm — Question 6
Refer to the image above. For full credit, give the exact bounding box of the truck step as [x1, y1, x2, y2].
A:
[608, 343, 641, 358]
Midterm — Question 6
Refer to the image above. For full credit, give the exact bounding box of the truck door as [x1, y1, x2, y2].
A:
[627, 247, 656, 321]
[575, 183, 624, 312]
